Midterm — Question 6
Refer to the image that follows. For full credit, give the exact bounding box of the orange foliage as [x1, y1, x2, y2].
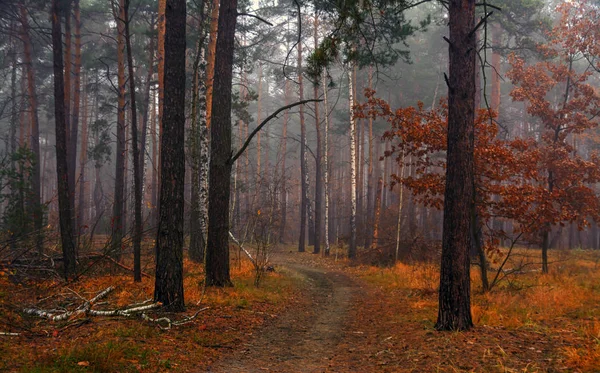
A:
[356, 31, 600, 249]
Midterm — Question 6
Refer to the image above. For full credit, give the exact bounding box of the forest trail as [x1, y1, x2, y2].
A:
[206, 250, 360, 373]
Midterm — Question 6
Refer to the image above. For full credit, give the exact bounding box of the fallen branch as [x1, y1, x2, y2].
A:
[23, 286, 115, 321]
[229, 231, 256, 266]
[0, 332, 20, 336]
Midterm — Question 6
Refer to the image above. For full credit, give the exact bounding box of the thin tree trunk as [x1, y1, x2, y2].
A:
[52, 0, 77, 278]
[395, 156, 405, 261]
[348, 66, 357, 259]
[279, 79, 289, 243]
[313, 11, 322, 254]
[78, 73, 88, 233]
[71, 0, 82, 232]
[365, 66, 374, 248]
[64, 0, 75, 226]
[323, 70, 330, 255]
[140, 14, 156, 193]
[154, 0, 186, 311]
[372, 177, 383, 249]
[189, 0, 208, 263]
[111, 0, 127, 258]
[298, 30, 307, 253]
[124, 0, 143, 282]
[20, 5, 43, 253]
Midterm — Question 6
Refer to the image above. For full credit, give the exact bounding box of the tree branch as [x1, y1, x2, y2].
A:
[237, 12, 273, 26]
[229, 99, 322, 164]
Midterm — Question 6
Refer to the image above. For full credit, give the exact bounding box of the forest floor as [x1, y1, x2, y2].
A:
[1, 243, 600, 372]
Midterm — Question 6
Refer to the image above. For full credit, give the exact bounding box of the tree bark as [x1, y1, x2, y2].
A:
[435, 0, 475, 331]
[313, 12, 322, 254]
[279, 79, 289, 243]
[20, 5, 43, 253]
[71, 0, 82, 233]
[110, 0, 127, 258]
[205, 0, 220, 129]
[348, 66, 357, 259]
[365, 66, 374, 248]
[323, 70, 330, 255]
[298, 31, 307, 253]
[78, 73, 88, 234]
[124, 0, 143, 282]
[205, 0, 237, 287]
[189, 0, 209, 263]
[51, 0, 77, 279]
[154, 0, 186, 311]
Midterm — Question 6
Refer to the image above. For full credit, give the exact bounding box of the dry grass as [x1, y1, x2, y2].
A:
[352, 248, 600, 372]
[0, 248, 300, 373]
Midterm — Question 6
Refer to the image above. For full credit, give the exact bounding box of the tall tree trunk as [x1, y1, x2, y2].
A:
[365, 66, 374, 248]
[298, 30, 307, 253]
[124, 0, 143, 282]
[323, 70, 330, 255]
[156, 0, 166, 228]
[205, 0, 237, 287]
[348, 66, 357, 259]
[436, 0, 475, 331]
[372, 177, 383, 249]
[71, 0, 82, 232]
[256, 64, 262, 198]
[189, 0, 208, 263]
[140, 14, 156, 194]
[64, 0, 75, 225]
[279, 79, 289, 243]
[154, 0, 186, 310]
[78, 73, 88, 234]
[205, 0, 220, 129]
[20, 5, 43, 253]
[111, 0, 127, 258]
[52, 0, 77, 279]
[313, 12, 322, 254]
[395, 156, 405, 261]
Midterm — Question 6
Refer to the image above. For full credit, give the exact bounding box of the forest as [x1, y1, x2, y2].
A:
[1, 0, 600, 371]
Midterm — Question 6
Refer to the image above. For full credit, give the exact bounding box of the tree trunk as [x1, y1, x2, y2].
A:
[348, 66, 357, 259]
[189, 0, 209, 263]
[78, 73, 88, 234]
[395, 156, 405, 261]
[20, 5, 43, 253]
[52, 0, 77, 279]
[323, 70, 330, 255]
[140, 14, 156, 195]
[156, 0, 166, 228]
[205, 0, 237, 287]
[205, 0, 220, 129]
[313, 12, 322, 254]
[154, 0, 186, 311]
[298, 31, 307, 253]
[110, 0, 127, 259]
[71, 0, 82, 232]
[372, 176, 383, 249]
[279, 79, 289, 243]
[365, 66, 374, 248]
[435, 0, 475, 331]
[124, 0, 143, 282]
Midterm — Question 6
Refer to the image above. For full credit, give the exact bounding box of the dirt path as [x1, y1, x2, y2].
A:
[206, 253, 359, 373]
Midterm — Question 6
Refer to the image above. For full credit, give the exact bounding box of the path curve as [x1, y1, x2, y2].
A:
[206, 257, 358, 373]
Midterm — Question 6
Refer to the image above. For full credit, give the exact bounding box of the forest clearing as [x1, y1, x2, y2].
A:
[1, 245, 600, 372]
[3, 0, 600, 371]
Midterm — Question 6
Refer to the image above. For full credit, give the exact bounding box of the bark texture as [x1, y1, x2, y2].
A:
[52, 0, 77, 279]
[154, 0, 186, 311]
[435, 0, 476, 331]
[205, 0, 237, 287]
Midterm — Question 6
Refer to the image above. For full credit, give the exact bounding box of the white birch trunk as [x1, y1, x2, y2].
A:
[323, 70, 330, 255]
[348, 66, 357, 258]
